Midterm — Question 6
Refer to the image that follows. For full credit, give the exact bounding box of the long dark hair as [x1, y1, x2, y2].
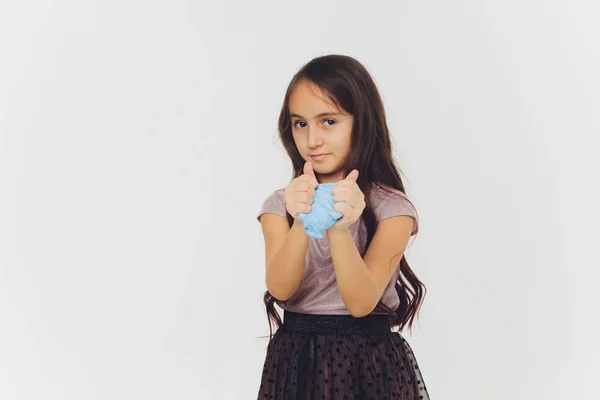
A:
[262, 54, 426, 342]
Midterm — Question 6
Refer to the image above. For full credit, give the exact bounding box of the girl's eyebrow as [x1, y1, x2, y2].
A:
[290, 112, 341, 119]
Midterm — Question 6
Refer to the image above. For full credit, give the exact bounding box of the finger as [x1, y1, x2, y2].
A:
[345, 169, 359, 182]
[292, 187, 315, 202]
[303, 162, 319, 188]
[332, 185, 357, 202]
[333, 182, 363, 201]
[293, 180, 312, 192]
[332, 190, 351, 203]
[333, 202, 355, 215]
[301, 184, 316, 198]
[298, 192, 314, 205]
[332, 180, 355, 192]
[332, 181, 348, 193]
[304, 174, 318, 189]
[303, 161, 313, 176]
[332, 215, 349, 228]
[296, 202, 311, 214]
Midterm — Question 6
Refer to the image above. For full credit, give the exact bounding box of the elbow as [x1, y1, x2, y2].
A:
[347, 303, 376, 319]
[267, 287, 292, 302]
[265, 274, 293, 301]
[265, 280, 292, 301]
[345, 287, 380, 318]
[265, 260, 302, 301]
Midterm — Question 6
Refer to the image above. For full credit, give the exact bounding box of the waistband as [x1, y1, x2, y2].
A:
[282, 310, 392, 335]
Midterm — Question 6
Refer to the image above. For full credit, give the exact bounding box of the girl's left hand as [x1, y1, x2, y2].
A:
[328, 169, 366, 232]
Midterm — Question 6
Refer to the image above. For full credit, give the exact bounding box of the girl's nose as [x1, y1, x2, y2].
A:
[307, 128, 323, 148]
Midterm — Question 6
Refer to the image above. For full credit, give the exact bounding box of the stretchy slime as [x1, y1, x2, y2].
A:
[298, 183, 345, 239]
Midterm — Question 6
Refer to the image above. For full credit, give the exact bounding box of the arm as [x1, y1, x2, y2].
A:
[261, 215, 309, 301]
[327, 215, 414, 317]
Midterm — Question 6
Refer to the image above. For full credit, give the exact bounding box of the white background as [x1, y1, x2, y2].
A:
[1, 1, 599, 399]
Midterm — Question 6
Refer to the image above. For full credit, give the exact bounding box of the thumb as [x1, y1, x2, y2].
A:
[346, 169, 359, 182]
[304, 161, 318, 188]
[304, 161, 315, 177]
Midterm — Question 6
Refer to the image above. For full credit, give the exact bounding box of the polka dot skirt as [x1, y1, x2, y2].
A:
[257, 312, 430, 399]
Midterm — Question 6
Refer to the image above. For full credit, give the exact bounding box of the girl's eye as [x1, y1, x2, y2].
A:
[324, 119, 336, 126]
[293, 121, 306, 128]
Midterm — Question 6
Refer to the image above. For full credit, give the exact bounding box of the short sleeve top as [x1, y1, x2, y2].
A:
[257, 183, 419, 314]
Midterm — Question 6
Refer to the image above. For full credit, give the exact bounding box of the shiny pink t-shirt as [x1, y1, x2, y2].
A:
[257, 183, 419, 315]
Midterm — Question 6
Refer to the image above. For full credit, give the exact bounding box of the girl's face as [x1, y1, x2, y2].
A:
[289, 80, 354, 184]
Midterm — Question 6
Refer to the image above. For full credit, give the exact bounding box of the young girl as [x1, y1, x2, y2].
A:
[256, 54, 430, 400]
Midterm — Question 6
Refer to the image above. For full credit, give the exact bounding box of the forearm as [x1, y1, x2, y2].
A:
[327, 227, 379, 317]
[265, 219, 309, 301]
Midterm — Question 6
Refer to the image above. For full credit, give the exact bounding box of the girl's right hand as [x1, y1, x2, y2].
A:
[285, 161, 319, 221]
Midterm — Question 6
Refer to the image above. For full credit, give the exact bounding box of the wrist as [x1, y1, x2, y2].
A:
[292, 218, 309, 237]
[326, 225, 350, 237]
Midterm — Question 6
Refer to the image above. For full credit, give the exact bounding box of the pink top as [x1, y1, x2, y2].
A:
[257, 183, 419, 315]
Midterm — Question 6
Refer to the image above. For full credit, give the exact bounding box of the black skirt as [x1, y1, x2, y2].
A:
[257, 310, 430, 399]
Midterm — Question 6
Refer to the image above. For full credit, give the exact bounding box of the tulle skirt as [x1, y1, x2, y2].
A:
[257, 310, 430, 399]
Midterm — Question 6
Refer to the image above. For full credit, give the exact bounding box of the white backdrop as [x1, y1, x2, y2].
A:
[1, 1, 598, 399]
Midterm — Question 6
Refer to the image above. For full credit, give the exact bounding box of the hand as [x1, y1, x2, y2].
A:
[328, 169, 365, 232]
[284, 161, 319, 221]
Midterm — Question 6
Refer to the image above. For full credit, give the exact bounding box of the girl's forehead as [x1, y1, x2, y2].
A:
[289, 81, 343, 117]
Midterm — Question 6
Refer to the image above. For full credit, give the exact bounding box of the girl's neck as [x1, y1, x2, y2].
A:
[316, 172, 345, 184]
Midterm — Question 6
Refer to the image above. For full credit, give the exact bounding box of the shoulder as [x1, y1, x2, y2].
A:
[368, 183, 419, 235]
[267, 187, 286, 204]
[257, 187, 287, 222]
[369, 183, 414, 209]
[264, 187, 286, 202]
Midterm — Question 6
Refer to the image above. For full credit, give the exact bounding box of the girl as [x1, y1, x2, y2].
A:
[256, 54, 430, 400]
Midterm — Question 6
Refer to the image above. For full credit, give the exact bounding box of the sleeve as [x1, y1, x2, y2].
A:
[257, 188, 288, 222]
[375, 189, 419, 236]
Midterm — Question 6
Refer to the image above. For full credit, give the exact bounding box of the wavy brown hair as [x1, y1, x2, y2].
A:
[262, 54, 426, 343]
